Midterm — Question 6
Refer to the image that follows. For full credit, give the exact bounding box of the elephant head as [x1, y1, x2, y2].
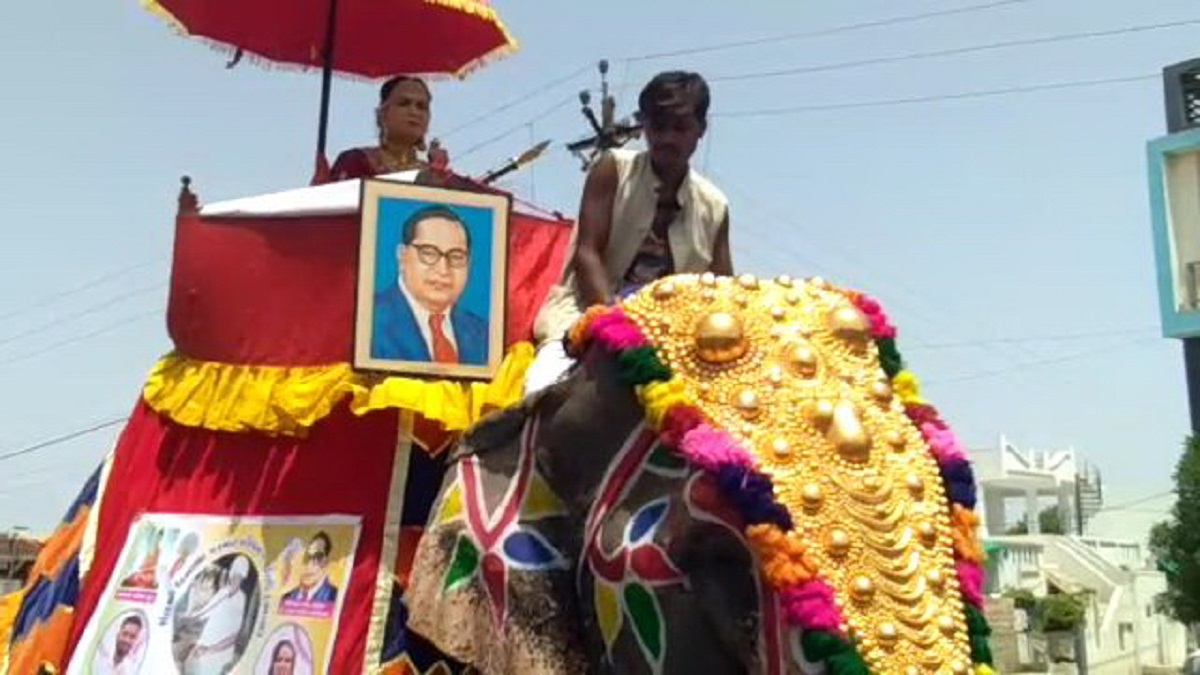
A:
[405, 274, 991, 675]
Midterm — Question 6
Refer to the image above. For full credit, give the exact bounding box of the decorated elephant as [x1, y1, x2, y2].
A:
[403, 273, 993, 675]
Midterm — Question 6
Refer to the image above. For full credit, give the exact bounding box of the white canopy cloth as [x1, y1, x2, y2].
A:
[199, 171, 553, 220]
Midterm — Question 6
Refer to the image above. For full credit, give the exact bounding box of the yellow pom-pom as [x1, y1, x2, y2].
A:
[637, 378, 693, 429]
[892, 370, 926, 405]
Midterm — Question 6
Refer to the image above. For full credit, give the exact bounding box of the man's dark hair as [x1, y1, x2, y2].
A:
[311, 531, 333, 557]
[638, 71, 711, 127]
[121, 615, 143, 631]
[401, 205, 471, 252]
[380, 75, 431, 104]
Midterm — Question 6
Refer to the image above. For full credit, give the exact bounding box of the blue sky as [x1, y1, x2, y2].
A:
[1, 0, 1197, 532]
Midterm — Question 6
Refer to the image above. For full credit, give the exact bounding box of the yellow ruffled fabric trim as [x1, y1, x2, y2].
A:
[142, 343, 534, 436]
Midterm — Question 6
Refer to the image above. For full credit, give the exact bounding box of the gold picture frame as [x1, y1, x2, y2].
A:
[354, 179, 510, 380]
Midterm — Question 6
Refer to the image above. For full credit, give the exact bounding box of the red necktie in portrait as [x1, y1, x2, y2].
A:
[429, 314, 459, 363]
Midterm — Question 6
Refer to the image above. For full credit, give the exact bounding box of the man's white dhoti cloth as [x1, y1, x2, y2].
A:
[182, 586, 246, 675]
[182, 558, 249, 675]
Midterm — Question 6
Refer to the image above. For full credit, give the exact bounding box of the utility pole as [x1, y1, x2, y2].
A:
[566, 60, 642, 171]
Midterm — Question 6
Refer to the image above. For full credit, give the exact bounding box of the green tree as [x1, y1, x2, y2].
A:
[1005, 505, 1066, 535]
[1148, 435, 1200, 626]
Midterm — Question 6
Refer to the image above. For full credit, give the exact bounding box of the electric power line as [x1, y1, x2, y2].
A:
[0, 259, 161, 322]
[1091, 490, 1175, 514]
[925, 337, 1161, 385]
[713, 173, 1047, 369]
[0, 308, 162, 368]
[624, 0, 1037, 62]
[707, 18, 1200, 84]
[441, 64, 593, 139]
[715, 73, 1158, 118]
[454, 94, 579, 163]
[0, 281, 166, 348]
[905, 327, 1159, 350]
[0, 417, 127, 464]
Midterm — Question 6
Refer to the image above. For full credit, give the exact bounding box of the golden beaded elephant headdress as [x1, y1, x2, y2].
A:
[569, 273, 993, 675]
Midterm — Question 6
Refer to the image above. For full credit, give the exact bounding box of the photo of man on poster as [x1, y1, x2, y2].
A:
[281, 532, 339, 605]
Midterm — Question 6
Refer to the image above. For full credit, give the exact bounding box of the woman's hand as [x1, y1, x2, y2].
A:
[428, 139, 450, 171]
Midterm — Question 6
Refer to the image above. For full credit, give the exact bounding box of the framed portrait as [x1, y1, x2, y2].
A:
[355, 179, 510, 379]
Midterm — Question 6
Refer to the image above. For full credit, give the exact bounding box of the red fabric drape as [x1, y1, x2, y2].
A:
[65, 401, 401, 671]
[168, 210, 572, 366]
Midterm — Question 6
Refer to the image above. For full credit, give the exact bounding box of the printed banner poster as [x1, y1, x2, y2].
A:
[67, 513, 361, 675]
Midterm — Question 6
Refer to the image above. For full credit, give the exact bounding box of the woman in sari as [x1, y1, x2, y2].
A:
[328, 75, 449, 181]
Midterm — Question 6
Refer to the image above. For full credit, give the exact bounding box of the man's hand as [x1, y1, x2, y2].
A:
[572, 153, 619, 306]
[709, 211, 733, 276]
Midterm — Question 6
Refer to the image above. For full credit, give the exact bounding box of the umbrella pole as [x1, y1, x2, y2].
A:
[316, 0, 340, 159]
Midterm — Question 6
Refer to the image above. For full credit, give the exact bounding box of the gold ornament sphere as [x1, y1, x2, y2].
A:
[827, 528, 851, 556]
[884, 430, 905, 450]
[811, 400, 836, 425]
[734, 389, 760, 417]
[829, 305, 871, 341]
[737, 273, 759, 289]
[775, 274, 794, 287]
[829, 400, 871, 461]
[851, 576, 875, 601]
[927, 569, 945, 588]
[906, 473, 925, 493]
[938, 616, 957, 634]
[771, 438, 791, 458]
[783, 340, 819, 378]
[877, 623, 898, 644]
[700, 271, 718, 287]
[801, 484, 823, 509]
[693, 312, 747, 363]
[767, 366, 785, 386]
[651, 281, 676, 300]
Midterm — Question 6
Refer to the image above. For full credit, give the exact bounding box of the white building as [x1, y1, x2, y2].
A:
[973, 436, 1190, 673]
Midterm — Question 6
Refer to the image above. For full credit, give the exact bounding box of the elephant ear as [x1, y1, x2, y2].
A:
[452, 400, 537, 461]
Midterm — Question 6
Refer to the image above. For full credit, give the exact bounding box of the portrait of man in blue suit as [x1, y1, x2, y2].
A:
[370, 205, 489, 366]
[281, 531, 339, 604]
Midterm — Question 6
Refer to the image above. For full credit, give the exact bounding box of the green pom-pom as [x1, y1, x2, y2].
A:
[801, 631, 852, 662]
[877, 338, 904, 377]
[826, 650, 871, 675]
[616, 346, 671, 386]
[965, 605, 995, 665]
[965, 605, 992, 636]
[971, 635, 995, 665]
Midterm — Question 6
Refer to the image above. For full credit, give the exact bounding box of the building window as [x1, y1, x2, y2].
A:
[1118, 622, 1134, 651]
